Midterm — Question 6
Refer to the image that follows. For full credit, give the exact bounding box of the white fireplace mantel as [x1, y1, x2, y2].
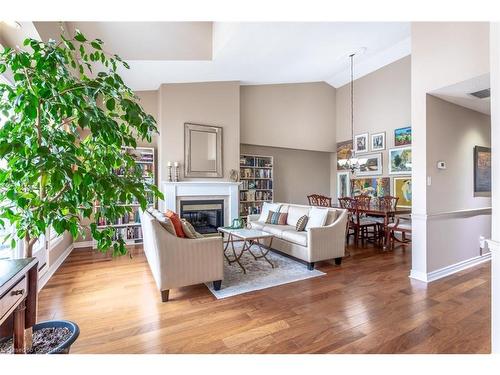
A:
[161, 181, 241, 225]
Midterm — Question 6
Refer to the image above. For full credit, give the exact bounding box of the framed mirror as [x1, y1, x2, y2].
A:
[184, 123, 223, 178]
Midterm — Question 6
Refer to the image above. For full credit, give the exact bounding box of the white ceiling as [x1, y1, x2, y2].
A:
[118, 22, 411, 91]
[431, 74, 491, 115]
[2, 22, 411, 91]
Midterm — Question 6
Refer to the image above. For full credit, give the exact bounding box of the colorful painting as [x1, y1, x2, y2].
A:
[337, 172, 350, 198]
[394, 126, 411, 146]
[351, 177, 390, 198]
[389, 147, 412, 174]
[474, 146, 491, 194]
[393, 177, 412, 208]
[336, 140, 353, 170]
[354, 133, 368, 153]
[357, 153, 382, 176]
[371, 132, 386, 151]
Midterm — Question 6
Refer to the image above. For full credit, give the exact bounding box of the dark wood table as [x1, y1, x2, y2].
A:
[0, 257, 38, 353]
[333, 204, 411, 249]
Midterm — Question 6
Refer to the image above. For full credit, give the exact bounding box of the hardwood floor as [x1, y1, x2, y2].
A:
[37, 244, 491, 353]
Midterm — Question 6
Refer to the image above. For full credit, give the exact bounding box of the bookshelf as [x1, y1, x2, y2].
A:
[239, 154, 274, 218]
[93, 146, 155, 247]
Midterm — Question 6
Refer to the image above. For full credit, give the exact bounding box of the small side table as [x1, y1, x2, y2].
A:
[0, 258, 38, 354]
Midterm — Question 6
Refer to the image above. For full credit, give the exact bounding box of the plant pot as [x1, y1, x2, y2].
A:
[0, 320, 79, 354]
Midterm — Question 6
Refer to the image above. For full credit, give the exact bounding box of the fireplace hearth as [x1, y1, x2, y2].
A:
[180, 199, 224, 234]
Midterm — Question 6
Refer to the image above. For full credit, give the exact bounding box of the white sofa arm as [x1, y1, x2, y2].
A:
[307, 209, 348, 262]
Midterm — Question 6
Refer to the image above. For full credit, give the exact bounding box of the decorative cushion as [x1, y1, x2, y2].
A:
[165, 210, 186, 238]
[266, 210, 288, 225]
[181, 219, 204, 239]
[306, 207, 329, 230]
[295, 215, 308, 231]
[258, 202, 281, 223]
[286, 206, 311, 227]
[157, 216, 177, 236]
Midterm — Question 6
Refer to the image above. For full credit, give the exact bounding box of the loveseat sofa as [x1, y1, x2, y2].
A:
[247, 203, 348, 270]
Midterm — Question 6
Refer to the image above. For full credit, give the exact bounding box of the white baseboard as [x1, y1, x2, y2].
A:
[73, 240, 93, 249]
[409, 252, 491, 283]
[38, 243, 74, 291]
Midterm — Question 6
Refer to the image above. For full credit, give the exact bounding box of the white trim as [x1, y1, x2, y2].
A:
[73, 240, 93, 249]
[409, 252, 491, 283]
[38, 243, 74, 291]
[411, 207, 492, 221]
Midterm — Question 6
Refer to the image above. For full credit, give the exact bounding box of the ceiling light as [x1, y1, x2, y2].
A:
[2, 21, 22, 29]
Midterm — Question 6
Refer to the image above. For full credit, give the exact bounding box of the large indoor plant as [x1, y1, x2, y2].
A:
[0, 28, 162, 353]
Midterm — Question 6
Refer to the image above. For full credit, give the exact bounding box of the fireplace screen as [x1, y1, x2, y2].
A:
[180, 200, 224, 234]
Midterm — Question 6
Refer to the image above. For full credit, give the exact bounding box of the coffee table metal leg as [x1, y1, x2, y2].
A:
[248, 238, 275, 269]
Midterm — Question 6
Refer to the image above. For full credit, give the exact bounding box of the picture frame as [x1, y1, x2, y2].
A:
[356, 153, 383, 176]
[371, 132, 386, 151]
[389, 146, 412, 175]
[394, 126, 411, 146]
[351, 177, 390, 198]
[337, 171, 350, 198]
[354, 133, 369, 153]
[184, 123, 223, 178]
[473, 146, 491, 196]
[392, 176, 412, 208]
[336, 140, 353, 170]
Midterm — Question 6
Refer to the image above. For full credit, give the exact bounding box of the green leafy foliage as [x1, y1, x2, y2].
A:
[0, 30, 163, 256]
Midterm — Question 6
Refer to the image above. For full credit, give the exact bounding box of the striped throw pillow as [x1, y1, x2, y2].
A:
[296, 215, 308, 231]
[266, 210, 288, 225]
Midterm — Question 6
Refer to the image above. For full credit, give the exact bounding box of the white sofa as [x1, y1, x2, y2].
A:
[140, 210, 224, 302]
[247, 203, 348, 270]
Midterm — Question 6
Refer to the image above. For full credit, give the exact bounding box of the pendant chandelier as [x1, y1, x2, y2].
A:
[347, 53, 359, 176]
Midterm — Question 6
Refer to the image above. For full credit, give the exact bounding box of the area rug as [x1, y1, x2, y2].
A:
[206, 245, 325, 299]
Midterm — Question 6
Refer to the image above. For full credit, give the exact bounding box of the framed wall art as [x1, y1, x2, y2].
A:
[393, 177, 412, 208]
[356, 153, 382, 176]
[389, 147, 412, 175]
[371, 132, 386, 151]
[354, 133, 368, 153]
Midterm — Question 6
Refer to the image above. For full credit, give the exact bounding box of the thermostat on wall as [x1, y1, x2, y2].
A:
[437, 161, 446, 169]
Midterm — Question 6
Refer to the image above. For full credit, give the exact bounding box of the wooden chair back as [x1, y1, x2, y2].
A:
[307, 194, 332, 207]
[353, 195, 371, 210]
[338, 197, 356, 210]
[378, 196, 399, 211]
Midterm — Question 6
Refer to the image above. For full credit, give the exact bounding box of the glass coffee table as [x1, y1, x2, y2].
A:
[217, 228, 275, 274]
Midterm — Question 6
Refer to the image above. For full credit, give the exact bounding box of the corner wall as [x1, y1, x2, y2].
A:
[411, 22, 491, 280]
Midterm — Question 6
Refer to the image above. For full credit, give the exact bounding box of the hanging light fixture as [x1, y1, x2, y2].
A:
[346, 52, 359, 176]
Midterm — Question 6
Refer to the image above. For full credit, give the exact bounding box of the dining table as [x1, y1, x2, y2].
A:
[332, 203, 411, 249]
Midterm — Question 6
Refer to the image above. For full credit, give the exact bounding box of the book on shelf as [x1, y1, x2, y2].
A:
[239, 154, 274, 219]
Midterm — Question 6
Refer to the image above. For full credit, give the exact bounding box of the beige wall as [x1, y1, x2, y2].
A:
[135, 90, 159, 149]
[336, 56, 411, 172]
[240, 144, 332, 205]
[158, 81, 240, 184]
[426, 95, 491, 213]
[240, 82, 336, 152]
[411, 22, 491, 278]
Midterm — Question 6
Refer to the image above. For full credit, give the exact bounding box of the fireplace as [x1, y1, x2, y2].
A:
[180, 199, 224, 234]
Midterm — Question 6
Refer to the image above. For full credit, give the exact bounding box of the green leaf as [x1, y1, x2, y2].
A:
[91, 41, 102, 50]
[74, 31, 87, 42]
[106, 98, 115, 111]
[0, 64, 6, 74]
[72, 171, 83, 187]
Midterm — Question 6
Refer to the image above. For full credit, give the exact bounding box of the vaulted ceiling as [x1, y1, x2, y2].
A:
[1, 21, 411, 91]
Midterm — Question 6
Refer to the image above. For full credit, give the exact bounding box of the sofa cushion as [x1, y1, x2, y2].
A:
[258, 202, 281, 223]
[262, 224, 294, 239]
[281, 230, 308, 247]
[165, 210, 186, 238]
[249, 221, 265, 230]
[286, 206, 311, 227]
[279, 205, 290, 213]
[306, 207, 329, 230]
[325, 209, 339, 226]
[157, 216, 177, 236]
[266, 210, 288, 225]
[181, 219, 204, 239]
[295, 215, 308, 231]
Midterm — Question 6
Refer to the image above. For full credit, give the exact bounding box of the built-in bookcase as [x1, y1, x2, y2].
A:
[93, 146, 155, 247]
[239, 154, 274, 218]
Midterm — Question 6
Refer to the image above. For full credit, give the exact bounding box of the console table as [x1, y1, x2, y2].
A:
[0, 258, 38, 354]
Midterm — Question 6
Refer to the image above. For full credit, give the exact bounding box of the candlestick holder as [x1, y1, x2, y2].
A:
[167, 165, 173, 182]
[173, 164, 180, 182]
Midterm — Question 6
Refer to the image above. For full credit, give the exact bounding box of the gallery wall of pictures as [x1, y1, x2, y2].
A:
[336, 125, 412, 207]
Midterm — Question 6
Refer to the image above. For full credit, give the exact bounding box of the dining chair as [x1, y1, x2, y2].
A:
[307, 194, 332, 207]
[386, 214, 412, 249]
[352, 195, 380, 245]
[338, 197, 357, 244]
[372, 196, 400, 237]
